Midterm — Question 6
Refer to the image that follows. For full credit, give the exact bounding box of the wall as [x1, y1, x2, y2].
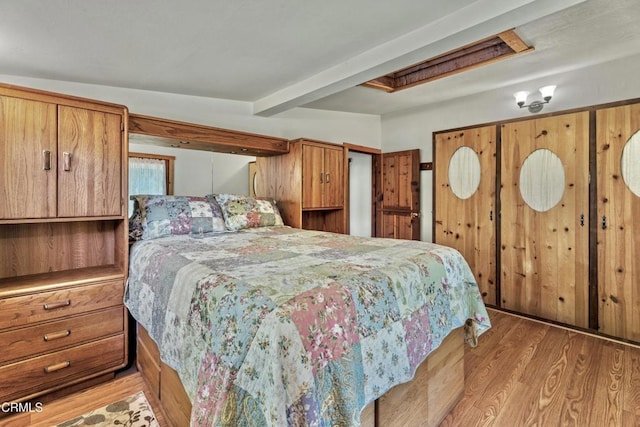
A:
[381, 53, 640, 242]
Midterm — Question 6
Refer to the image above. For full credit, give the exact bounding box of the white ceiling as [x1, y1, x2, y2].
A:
[1, 0, 639, 116]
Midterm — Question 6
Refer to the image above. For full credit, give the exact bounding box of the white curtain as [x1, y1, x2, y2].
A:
[129, 157, 167, 216]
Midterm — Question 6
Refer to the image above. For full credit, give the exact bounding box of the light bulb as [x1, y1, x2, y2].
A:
[539, 85, 556, 101]
[514, 91, 529, 107]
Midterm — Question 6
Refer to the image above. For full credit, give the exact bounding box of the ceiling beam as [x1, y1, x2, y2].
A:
[252, 0, 588, 117]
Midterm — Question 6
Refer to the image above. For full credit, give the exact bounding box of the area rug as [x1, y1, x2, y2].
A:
[56, 391, 159, 427]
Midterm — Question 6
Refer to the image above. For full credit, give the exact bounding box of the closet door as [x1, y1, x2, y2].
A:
[434, 126, 496, 304]
[501, 112, 589, 327]
[378, 149, 420, 240]
[596, 103, 640, 342]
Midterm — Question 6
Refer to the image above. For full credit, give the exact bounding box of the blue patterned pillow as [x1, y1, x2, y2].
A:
[134, 195, 226, 240]
[207, 194, 284, 231]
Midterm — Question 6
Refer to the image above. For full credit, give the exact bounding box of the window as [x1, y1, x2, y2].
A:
[128, 152, 175, 216]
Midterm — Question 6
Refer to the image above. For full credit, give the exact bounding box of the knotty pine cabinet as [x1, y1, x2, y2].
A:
[256, 138, 346, 233]
[434, 100, 640, 343]
[0, 83, 129, 402]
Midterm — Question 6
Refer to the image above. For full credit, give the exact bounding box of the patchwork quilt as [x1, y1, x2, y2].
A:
[125, 226, 490, 426]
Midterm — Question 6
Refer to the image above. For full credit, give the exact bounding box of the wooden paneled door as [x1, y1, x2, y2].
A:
[0, 96, 57, 219]
[376, 149, 420, 240]
[596, 104, 640, 342]
[501, 112, 589, 327]
[57, 106, 123, 217]
[434, 126, 497, 305]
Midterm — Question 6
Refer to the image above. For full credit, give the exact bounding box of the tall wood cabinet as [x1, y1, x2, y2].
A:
[0, 83, 129, 402]
[434, 100, 640, 343]
[256, 138, 346, 233]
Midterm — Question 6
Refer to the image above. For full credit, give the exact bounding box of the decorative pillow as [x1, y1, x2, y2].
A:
[128, 204, 144, 242]
[209, 193, 284, 231]
[133, 195, 226, 240]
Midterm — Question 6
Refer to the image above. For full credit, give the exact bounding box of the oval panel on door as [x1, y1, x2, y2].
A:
[621, 130, 640, 197]
[519, 148, 565, 212]
[448, 146, 481, 200]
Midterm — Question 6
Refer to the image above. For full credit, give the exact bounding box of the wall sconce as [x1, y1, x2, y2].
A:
[514, 85, 556, 113]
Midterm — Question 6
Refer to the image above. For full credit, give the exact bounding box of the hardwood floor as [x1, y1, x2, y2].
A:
[2, 309, 638, 426]
[443, 309, 640, 426]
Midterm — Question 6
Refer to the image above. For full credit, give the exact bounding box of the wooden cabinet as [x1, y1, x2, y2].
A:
[0, 96, 57, 219]
[0, 83, 128, 402]
[301, 142, 344, 209]
[0, 98, 122, 219]
[256, 138, 346, 233]
[57, 106, 123, 217]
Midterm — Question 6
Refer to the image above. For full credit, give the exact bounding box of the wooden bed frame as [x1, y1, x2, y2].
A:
[137, 325, 464, 427]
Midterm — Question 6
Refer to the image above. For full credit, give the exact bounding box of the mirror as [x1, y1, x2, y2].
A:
[249, 161, 258, 196]
[621, 130, 640, 197]
[519, 148, 565, 212]
[448, 146, 481, 200]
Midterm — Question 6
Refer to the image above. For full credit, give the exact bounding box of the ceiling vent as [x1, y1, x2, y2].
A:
[361, 29, 533, 93]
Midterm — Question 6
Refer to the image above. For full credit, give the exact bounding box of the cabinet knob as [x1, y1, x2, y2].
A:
[63, 152, 72, 171]
[42, 150, 51, 171]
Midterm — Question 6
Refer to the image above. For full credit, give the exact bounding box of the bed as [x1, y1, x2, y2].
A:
[124, 194, 490, 426]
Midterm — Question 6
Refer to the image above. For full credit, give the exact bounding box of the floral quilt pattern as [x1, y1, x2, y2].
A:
[125, 227, 490, 426]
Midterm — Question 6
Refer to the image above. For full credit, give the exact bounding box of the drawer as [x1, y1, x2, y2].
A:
[0, 280, 123, 328]
[0, 306, 124, 364]
[0, 334, 125, 402]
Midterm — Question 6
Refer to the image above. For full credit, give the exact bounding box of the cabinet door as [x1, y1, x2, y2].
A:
[323, 147, 344, 208]
[596, 104, 640, 342]
[501, 112, 589, 327]
[0, 96, 57, 219]
[435, 127, 496, 304]
[57, 106, 122, 217]
[302, 144, 324, 209]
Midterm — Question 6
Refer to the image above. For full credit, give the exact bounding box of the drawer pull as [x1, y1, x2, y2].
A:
[44, 360, 70, 373]
[43, 300, 71, 310]
[44, 329, 71, 342]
